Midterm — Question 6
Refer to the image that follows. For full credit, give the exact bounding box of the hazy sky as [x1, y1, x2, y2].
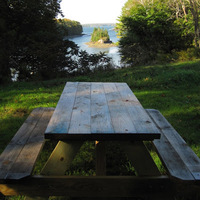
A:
[60, 0, 127, 24]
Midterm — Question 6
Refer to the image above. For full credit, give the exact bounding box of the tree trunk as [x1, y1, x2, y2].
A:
[189, 0, 200, 48]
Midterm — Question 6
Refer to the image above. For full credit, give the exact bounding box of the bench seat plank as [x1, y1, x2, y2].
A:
[146, 109, 200, 181]
[0, 107, 54, 180]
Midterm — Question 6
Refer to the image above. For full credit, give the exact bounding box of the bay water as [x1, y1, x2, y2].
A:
[66, 24, 121, 67]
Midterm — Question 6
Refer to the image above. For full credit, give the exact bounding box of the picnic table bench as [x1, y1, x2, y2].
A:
[0, 82, 200, 199]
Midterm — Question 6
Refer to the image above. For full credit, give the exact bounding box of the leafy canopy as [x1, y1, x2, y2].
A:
[116, 0, 195, 65]
[57, 18, 83, 36]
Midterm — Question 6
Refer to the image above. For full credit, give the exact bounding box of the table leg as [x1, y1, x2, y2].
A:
[120, 141, 160, 176]
[95, 141, 106, 176]
[37, 141, 83, 200]
[41, 141, 83, 175]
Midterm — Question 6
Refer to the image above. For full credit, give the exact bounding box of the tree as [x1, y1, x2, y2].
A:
[0, 0, 68, 82]
[117, 0, 193, 65]
[11, 0, 64, 80]
[0, 0, 12, 83]
[187, 0, 200, 48]
[167, 0, 200, 48]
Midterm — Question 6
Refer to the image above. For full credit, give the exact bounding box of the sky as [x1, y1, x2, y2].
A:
[59, 0, 127, 24]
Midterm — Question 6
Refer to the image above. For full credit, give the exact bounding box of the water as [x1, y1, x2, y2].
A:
[66, 25, 121, 67]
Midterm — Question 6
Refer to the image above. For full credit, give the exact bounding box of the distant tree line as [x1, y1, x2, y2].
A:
[91, 27, 110, 42]
[116, 0, 200, 65]
[57, 18, 83, 36]
[0, 0, 111, 83]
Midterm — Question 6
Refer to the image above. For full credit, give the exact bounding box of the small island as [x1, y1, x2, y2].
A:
[86, 27, 116, 48]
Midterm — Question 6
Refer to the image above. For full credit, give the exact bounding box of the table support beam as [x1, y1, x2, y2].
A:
[41, 141, 83, 176]
[120, 141, 160, 176]
[0, 175, 173, 197]
[95, 141, 106, 176]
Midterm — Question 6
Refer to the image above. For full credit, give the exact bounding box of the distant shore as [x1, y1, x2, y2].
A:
[85, 42, 117, 48]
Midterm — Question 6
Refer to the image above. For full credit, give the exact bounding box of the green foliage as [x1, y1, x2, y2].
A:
[56, 18, 83, 36]
[76, 51, 112, 74]
[65, 141, 96, 176]
[91, 27, 110, 42]
[0, 0, 65, 82]
[117, 0, 194, 65]
[176, 47, 200, 61]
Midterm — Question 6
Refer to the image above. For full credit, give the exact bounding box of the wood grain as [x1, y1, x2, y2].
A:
[147, 109, 200, 181]
[45, 82, 78, 134]
[103, 82, 137, 133]
[91, 83, 114, 134]
[45, 82, 160, 141]
[68, 82, 91, 134]
[0, 107, 54, 180]
[41, 141, 83, 176]
[116, 83, 160, 134]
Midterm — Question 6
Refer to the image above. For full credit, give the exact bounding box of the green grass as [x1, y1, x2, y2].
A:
[1, 59, 200, 199]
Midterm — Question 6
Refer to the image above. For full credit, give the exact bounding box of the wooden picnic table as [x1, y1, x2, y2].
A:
[42, 82, 161, 177]
[1, 82, 200, 199]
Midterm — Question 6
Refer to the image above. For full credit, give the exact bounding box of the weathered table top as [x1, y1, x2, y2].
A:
[45, 82, 160, 141]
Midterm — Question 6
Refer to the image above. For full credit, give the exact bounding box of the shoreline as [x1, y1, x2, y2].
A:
[85, 42, 117, 48]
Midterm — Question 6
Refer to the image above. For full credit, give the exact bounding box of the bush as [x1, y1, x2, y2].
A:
[176, 48, 200, 61]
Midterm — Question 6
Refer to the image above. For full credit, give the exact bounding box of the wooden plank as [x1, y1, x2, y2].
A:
[68, 82, 91, 134]
[45, 82, 78, 135]
[0, 108, 53, 180]
[41, 141, 83, 176]
[6, 108, 54, 180]
[91, 82, 114, 134]
[158, 121, 200, 180]
[116, 83, 160, 136]
[120, 141, 160, 176]
[45, 82, 160, 141]
[146, 109, 199, 181]
[0, 175, 172, 197]
[153, 134, 194, 180]
[103, 83, 137, 134]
